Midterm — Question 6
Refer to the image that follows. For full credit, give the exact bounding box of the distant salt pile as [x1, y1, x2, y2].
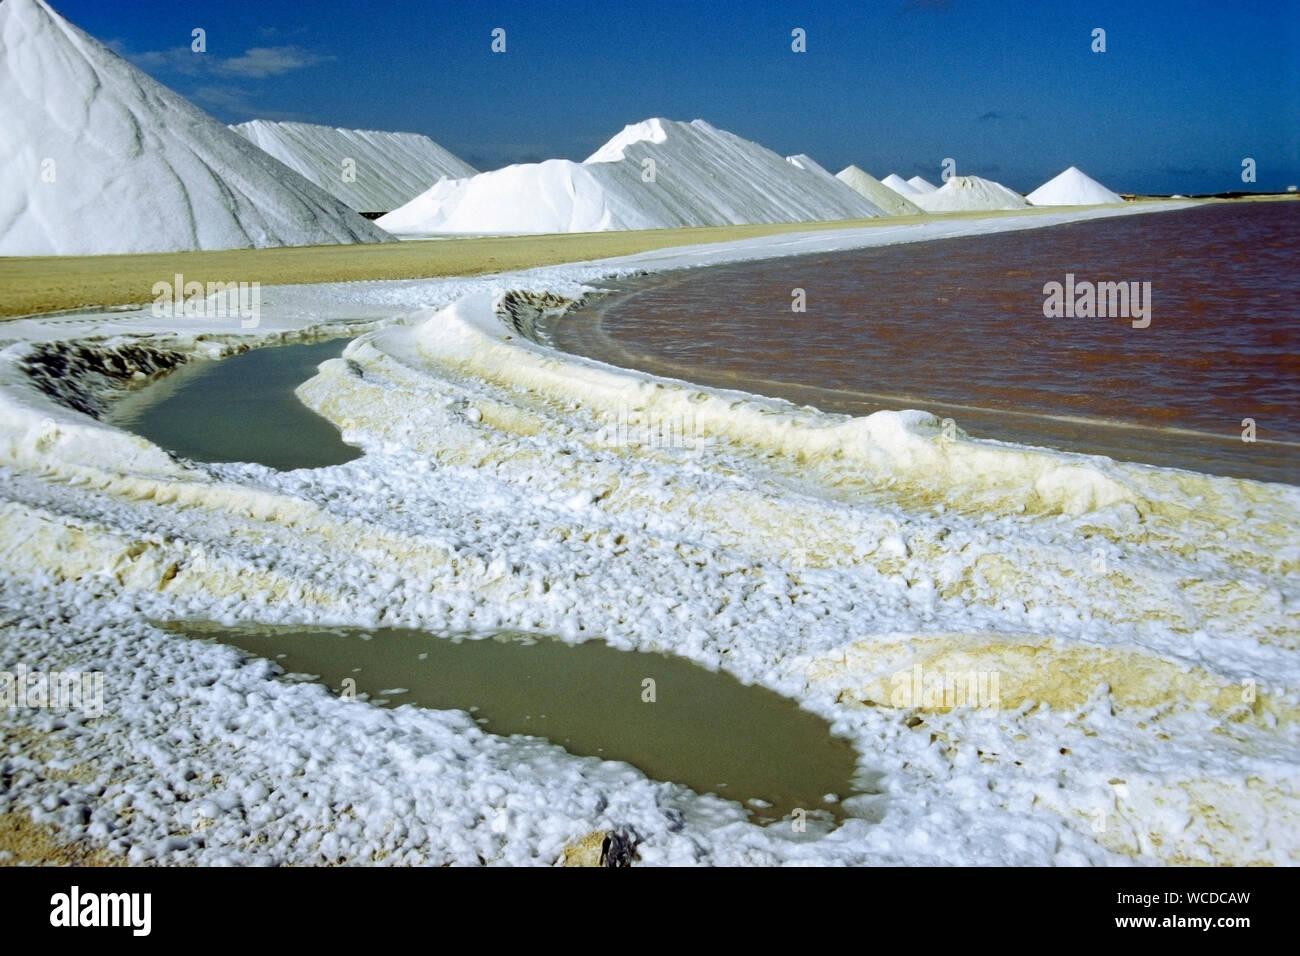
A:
[836, 166, 922, 216]
[881, 173, 921, 197]
[1026, 166, 1124, 206]
[0, 0, 392, 255]
[907, 175, 939, 193]
[379, 118, 884, 235]
[232, 120, 478, 213]
[910, 175, 1029, 213]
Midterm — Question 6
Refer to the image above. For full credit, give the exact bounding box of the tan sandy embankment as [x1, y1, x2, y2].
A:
[0, 202, 1214, 320]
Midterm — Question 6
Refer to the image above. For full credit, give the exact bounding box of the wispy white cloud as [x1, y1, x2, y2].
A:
[103, 39, 328, 121]
[191, 85, 310, 122]
[219, 46, 330, 78]
[128, 46, 205, 75]
[117, 43, 332, 79]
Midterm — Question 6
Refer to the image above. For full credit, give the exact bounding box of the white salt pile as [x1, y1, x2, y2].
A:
[907, 175, 940, 193]
[836, 166, 923, 216]
[232, 120, 479, 213]
[0, 0, 392, 255]
[379, 161, 623, 234]
[379, 118, 883, 235]
[911, 175, 1029, 213]
[881, 173, 921, 196]
[1026, 166, 1125, 206]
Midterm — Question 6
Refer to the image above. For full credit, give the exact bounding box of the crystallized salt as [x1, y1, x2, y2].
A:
[3, 197, 1276, 869]
[880, 173, 922, 196]
[784, 153, 834, 176]
[232, 120, 479, 214]
[910, 175, 1029, 213]
[0, 0, 392, 255]
[378, 118, 883, 235]
[835, 166, 923, 216]
[906, 175, 940, 193]
[1026, 166, 1125, 206]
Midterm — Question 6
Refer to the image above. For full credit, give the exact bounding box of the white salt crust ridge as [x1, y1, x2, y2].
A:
[378, 118, 884, 235]
[4, 201, 1296, 867]
[836, 166, 924, 216]
[1027, 166, 1125, 206]
[0, 0, 392, 255]
[232, 120, 479, 213]
[907, 175, 939, 193]
[911, 175, 1029, 213]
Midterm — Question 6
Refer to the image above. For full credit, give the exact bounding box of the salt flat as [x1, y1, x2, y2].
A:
[7, 199, 1295, 867]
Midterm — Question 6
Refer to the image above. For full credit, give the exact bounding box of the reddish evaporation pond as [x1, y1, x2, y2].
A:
[554, 203, 1299, 483]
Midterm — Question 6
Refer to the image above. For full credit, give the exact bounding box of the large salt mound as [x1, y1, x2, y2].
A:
[232, 120, 478, 214]
[836, 166, 922, 216]
[377, 160, 631, 234]
[911, 175, 1029, 213]
[582, 122, 889, 228]
[1026, 166, 1124, 206]
[0, 0, 392, 255]
[379, 118, 884, 235]
[784, 153, 834, 176]
[881, 173, 921, 197]
[907, 175, 939, 193]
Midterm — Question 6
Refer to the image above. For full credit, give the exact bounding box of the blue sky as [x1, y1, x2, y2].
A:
[55, 0, 1300, 194]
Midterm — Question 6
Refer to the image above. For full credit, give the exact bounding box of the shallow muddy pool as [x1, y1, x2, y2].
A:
[162, 621, 864, 825]
[109, 339, 361, 471]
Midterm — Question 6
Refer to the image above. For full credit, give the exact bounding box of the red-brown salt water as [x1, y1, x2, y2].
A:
[553, 202, 1298, 484]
